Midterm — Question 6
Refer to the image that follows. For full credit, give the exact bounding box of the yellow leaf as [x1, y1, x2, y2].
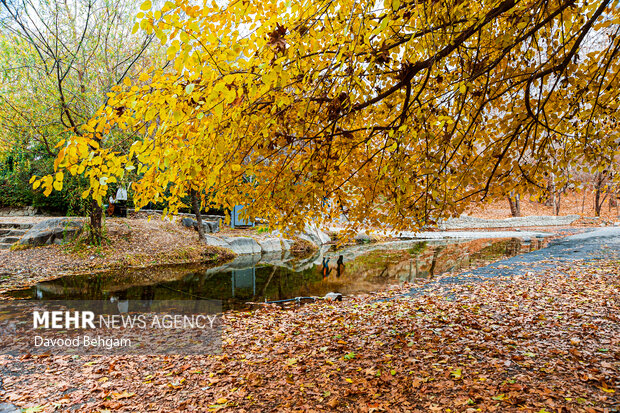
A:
[54, 150, 65, 170]
[216, 398, 228, 404]
[81, 189, 90, 199]
[111, 391, 135, 400]
[140, 0, 152, 11]
[53, 180, 63, 191]
[214, 103, 223, 118]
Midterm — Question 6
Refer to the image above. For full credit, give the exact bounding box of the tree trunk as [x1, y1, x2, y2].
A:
[89, 199, 103, 244]
[555, 191, 561, 216]
[544, 180, 555, 207]
[594, 173, 607, 217]
[609, 187, 617, 209]
[581, 191, 586, 214]
[508, 192, 521, 217]
[190, 189, 206, 241]
[429, 246, 444, 277]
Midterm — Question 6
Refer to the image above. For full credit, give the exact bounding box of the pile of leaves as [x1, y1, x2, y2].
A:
[1, 260, 618, 412]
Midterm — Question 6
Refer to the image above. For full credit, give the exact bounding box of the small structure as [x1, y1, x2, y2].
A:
[231, 267, 256, 297]
[230, 205, 254, 229]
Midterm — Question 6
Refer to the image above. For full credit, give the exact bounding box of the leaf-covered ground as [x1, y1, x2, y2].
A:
[467, 190, 619, 222]
[1, 259, 618, 412]
[0, 216, 234, 293]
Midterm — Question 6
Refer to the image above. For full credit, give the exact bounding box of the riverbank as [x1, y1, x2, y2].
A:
[0, 213, 330, 294]
[0, 217, 236, 293]
[0, 257, 617, 412]
[0, 210, 603, 294]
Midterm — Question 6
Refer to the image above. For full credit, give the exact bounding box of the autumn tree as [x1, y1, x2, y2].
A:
[507, 192, 521, 217]
[0, 0, 164, 241]
[35, 0, 620, 234]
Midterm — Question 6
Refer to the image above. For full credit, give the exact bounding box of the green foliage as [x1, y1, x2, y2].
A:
[0, 142, 90, 214]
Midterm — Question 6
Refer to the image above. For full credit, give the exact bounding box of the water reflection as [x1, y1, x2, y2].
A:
[7, 237, 548, 310]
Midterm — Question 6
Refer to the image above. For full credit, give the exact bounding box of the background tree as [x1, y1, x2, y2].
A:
[507, 192, 521, 218]
[0, 0, 164, 240]
[35, 0, 620, 234]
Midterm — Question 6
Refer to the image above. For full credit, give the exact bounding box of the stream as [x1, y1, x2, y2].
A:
[6, 236, 552, 310]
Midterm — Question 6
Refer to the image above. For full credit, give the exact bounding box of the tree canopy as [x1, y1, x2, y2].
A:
[34, 0, 620, 233]
[0, 0, 164, 224]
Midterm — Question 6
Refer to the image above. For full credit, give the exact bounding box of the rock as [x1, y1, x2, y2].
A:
[280, 239, 294, 250]
[19, 218, 83, 247]
[205, 220, 220, 233]
[182, 217, 219, 233]
[298, 223, 331, 247]
[202, 234, 262, 255]
[258, 237, 282, 253]
[220, 237, 261, 255]
[203, 235, 230, 248]
[439, 214, 581, 230]
[302, 223, 331, 245]
[181, 217, 195, 228]
[324, 292, 343, 301]
[0, 206, 38, 217]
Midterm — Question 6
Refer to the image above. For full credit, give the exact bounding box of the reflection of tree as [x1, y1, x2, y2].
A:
[530, 237, 544, 252]
[277, 270, 283, 301]
[20, 238, 552, 309]
[505, 238, 522, 257]
[260, 267, 277, 299]
[429, 246, 445, 277]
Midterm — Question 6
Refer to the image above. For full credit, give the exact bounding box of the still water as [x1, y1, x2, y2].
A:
[7, 237, 548, 310]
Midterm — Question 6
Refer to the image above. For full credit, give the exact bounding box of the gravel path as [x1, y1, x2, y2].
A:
[437, 214, 582, 229]
[395, 229, 554, 240]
